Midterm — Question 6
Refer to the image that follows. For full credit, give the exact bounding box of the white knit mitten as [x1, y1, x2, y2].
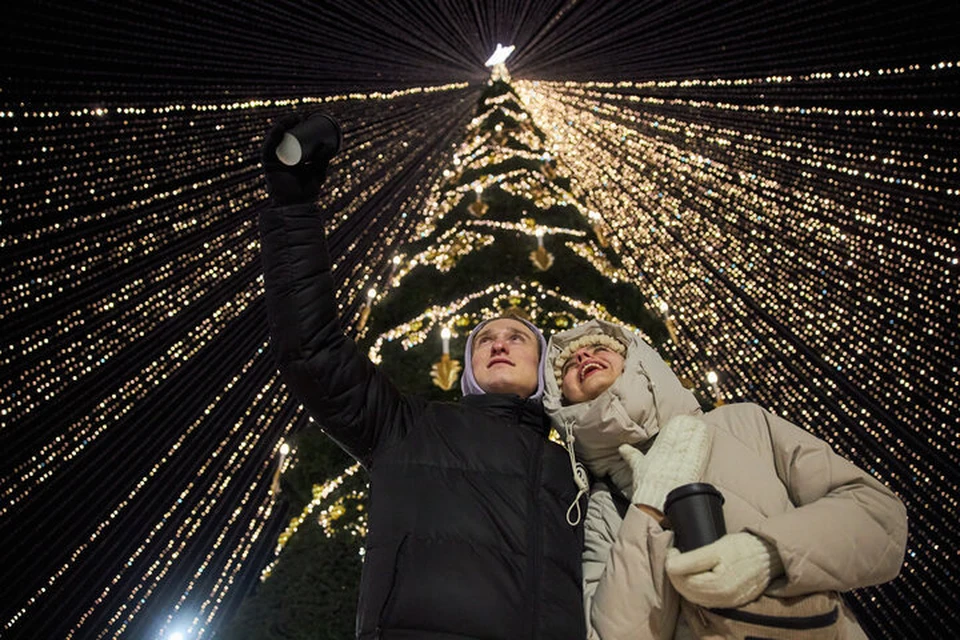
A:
[665, 532, 785, 608]
[618, 414, 712, 511]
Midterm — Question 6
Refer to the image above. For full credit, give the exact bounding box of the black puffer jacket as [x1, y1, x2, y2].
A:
[260, 203, 586, 639]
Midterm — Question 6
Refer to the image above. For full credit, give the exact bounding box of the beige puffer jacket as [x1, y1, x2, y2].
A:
[544, 319, 908, 640]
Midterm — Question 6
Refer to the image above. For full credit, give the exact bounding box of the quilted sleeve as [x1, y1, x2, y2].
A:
[259, 203, 417, 467]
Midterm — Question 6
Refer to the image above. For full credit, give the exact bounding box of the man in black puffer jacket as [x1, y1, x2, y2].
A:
[258, 113, 587, 639]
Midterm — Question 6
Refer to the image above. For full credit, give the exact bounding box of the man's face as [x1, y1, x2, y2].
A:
[560, 343, 626, 404]
[470, 318, 541, 398]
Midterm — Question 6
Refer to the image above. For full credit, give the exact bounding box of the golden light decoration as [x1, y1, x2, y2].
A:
[270, 441, 291, 496]
[431, 327, 462, 390]
[356, 287, 377, 332]
[588, 210, 610, 247]
[468, 198, 489, 217]
[430, 354, 462, 391]
[540, 161, 557, 180]
[529, 229, 555, 271]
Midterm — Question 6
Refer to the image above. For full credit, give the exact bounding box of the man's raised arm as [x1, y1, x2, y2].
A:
[258, 113, 413, 467]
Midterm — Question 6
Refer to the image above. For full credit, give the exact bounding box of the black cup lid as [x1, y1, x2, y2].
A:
[664, 482, 724, 510]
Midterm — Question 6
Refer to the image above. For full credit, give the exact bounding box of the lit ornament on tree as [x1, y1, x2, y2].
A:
[430, 326, 462, 391]
[529, 227, 555, 271]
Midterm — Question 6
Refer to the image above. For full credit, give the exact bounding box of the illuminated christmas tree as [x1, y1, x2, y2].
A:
[3, 4, 957, 636]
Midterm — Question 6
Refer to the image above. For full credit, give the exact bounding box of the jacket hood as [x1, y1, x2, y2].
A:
[543, 319, 701, 484]
[461, 316, 549, 400]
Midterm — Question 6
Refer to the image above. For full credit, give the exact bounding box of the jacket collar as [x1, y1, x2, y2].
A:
[461, 393, 550, 436]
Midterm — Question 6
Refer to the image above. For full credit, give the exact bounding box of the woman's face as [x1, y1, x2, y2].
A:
[560, 343, 626, 404]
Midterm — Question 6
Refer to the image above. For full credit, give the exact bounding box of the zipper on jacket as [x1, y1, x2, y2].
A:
[525, 432, 545, 638]
[696, 604, 709, 628]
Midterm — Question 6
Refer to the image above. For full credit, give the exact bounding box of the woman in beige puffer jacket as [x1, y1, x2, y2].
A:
[543, 319, 908, 640]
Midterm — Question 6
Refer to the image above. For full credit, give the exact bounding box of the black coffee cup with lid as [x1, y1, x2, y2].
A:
[664, 482, 726, 552]
[275, 113, 343, 167]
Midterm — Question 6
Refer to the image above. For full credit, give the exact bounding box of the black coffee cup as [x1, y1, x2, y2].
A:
[275, 113, 343, 167]
[664, 482, 726, 552]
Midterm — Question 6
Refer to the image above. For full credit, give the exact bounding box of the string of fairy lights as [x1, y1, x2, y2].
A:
[1, 83, 480, 639]
[2, 2, 959, 638]
[512, 62, 959, 635]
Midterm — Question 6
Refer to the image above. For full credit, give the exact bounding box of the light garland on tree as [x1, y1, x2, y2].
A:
[259, 462, 364, 581]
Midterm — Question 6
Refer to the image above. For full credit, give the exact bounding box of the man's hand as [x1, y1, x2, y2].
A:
[665, 532, 784, 608]
[261, 113, 337, 205]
